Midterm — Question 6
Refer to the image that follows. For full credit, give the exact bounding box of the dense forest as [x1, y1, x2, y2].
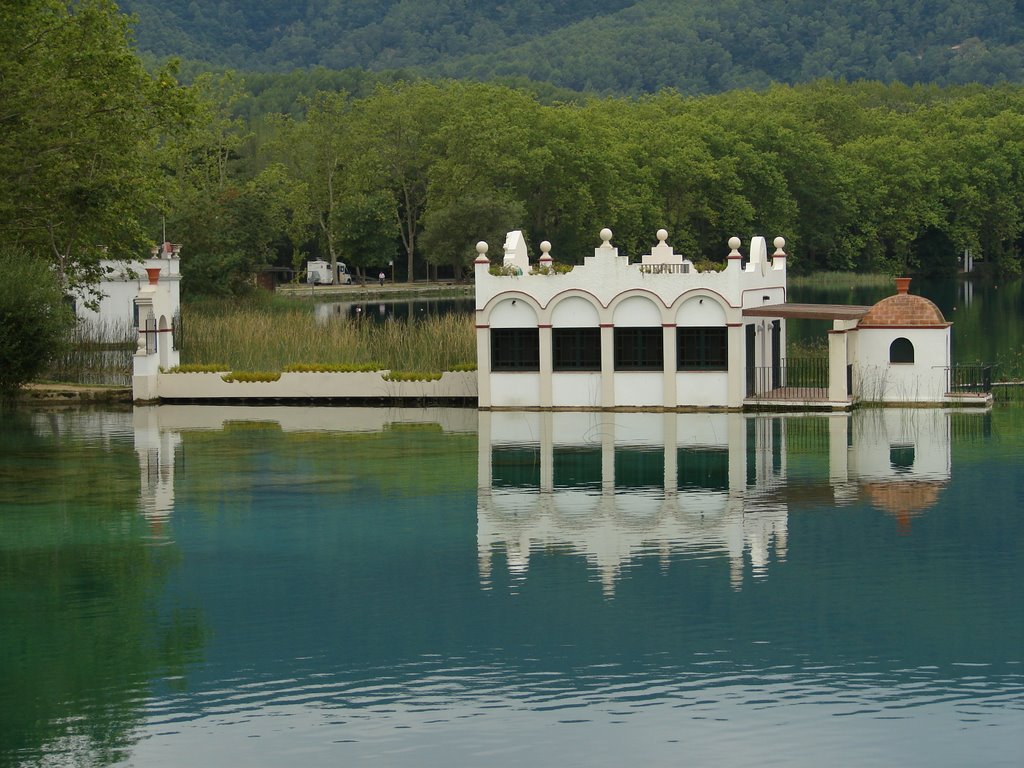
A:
[3, 1, 1024, 307]
[122, 0, 1024, 93]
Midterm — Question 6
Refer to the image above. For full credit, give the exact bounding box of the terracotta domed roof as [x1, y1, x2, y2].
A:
[858, 277, 948, 327]
[862, 479, 946, 534]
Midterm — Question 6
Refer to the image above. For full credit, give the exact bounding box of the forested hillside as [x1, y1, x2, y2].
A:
[6, 0, 1024, 313]
[122, 0, 1024, 92]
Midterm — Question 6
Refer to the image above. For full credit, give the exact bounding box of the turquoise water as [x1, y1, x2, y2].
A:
[789, 277, 1024, 366]
[1, 405, 1022, 766]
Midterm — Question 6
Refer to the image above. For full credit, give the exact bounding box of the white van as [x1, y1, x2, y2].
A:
[306, 259, 353, 285]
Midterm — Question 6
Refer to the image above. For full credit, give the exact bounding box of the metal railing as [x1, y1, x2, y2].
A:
[638, 263, 691, 275]
[948, 363, 996, 393]
[748, 357, 830, 400]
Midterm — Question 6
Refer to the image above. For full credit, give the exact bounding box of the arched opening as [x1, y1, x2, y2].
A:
[889, 337, 915, 364]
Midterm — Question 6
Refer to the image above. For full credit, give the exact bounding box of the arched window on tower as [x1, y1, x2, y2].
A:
[889, 337, 915, 364]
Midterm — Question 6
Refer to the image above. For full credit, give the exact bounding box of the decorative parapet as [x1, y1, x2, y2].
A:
[474, 228, 787, 311]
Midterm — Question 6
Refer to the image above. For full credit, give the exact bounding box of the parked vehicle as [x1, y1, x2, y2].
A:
[306, 259, 353, 285]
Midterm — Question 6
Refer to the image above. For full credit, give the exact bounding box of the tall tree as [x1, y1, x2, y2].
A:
[0, 0, 190, 297]
[348, 83, 451, 282]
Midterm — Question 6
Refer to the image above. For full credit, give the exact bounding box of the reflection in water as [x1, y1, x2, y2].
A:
[314, 297, 474, 323]
[0, 410, 205, 767]
[478, 409, 958, 595]
[4, 404, 1021, 767]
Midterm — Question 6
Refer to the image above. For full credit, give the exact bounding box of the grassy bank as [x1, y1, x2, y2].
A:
[180, 297, 476, 372]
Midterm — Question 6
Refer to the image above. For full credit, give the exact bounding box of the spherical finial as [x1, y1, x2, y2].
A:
[773, 236, 786, 250]
[540, 241, 551, 254]
[728, 236, 741, 250]
[476, 241, 488, 255]
[656, 228, 668, 243]
[600, 228, 613, 246]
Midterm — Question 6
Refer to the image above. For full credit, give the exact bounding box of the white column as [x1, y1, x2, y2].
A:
[663, 324, 677, 408]
[727, 323, 745, 407]
[476, 323, 491, 409]
[600, 324, 615, 409]
[539, 324, 553, 408]
[828, 329, 849, 402]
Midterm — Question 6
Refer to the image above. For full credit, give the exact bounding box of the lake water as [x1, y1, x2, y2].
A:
[1, 404, 1022, 767]
[788, 277, 1024, 365]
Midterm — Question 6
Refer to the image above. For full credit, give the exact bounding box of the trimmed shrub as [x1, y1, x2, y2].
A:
[0, 249, 75, 396]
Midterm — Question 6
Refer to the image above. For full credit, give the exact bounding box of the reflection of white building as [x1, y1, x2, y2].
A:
[477, 412, 791, 594]
[129, 406, 479, 540]
[134, 407, 180, 543]
[844, 408, 954, 533]
[478, 408, 976, 594]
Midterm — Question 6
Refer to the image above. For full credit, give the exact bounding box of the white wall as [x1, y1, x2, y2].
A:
[490, 372, 541, 408]
[552, 373, 602, 407]
[855, 328, 951, 402]
[676, 371, 730, 407]
[613, 372, 664, 407]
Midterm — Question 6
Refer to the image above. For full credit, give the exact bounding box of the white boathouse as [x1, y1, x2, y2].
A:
[474, 228, 974, 410]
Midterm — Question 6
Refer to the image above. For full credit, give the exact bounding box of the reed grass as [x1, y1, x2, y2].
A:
[783, 337, 828, 359]
[44, 318, 136, 386]
[180, 303, 476, 372]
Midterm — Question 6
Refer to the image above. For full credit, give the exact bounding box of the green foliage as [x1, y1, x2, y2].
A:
[165, 364, 227, 373]
[531, 262, 576, 275]
[0, 249, 75, 395]
[220, 370, 282, 382]
[693, 259, 727, 273]
[0, 1, 191, 296]
[121, 1, 1024, 95]
[383, 371, 444, 382]
[283, 363, 384, 372]
[489, 264, 523, 276]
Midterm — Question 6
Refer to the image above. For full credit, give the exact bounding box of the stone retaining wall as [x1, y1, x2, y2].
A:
[138, 370, 478, 403]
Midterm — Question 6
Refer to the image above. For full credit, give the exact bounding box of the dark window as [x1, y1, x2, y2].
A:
[890, 337, 915, 363]
[890, 443, 915, 473]
[553, 447, 602, 488]
[614, 327, 663, 370]
[491, 328, 539, 371]
[492, 446, 540, 487]
[678, 448, 729, 490]
[615, 447, 665, 489]
[553, 328, 601, 371]
[678, 327, 728, 370]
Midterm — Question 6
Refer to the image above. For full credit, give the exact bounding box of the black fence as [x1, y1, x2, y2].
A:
[948, 363, 996, 393]
[748, 357, 830, 400]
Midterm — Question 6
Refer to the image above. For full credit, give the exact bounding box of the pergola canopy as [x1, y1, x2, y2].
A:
[743, 303, 872, 321]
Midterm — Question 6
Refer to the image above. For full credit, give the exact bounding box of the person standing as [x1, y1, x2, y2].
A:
[378, 271, 386, 286]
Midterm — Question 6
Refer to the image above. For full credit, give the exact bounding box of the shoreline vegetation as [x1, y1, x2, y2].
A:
[180, 296, 476, 373]
[32, 272, 1024, 399]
